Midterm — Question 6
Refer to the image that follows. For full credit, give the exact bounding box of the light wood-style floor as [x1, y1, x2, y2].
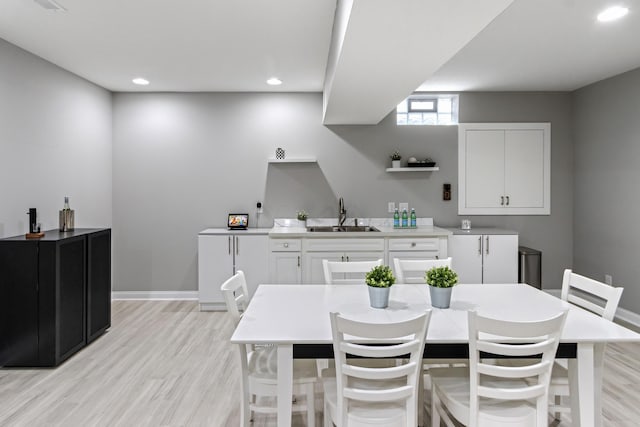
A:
[1, 300, 638, 426]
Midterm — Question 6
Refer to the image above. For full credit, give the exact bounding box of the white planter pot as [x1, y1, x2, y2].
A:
[368, 286, 390, 309]
[392, 160, 401, 168]
[429, 286, 453, 309]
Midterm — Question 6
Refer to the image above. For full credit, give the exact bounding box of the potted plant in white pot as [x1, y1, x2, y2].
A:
[390, 151, 402, 168]
[425, 266, 458, 308]
[365, 265, 395, 308]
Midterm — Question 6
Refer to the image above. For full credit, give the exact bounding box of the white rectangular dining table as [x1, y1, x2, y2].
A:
[230, 283, 640, 427]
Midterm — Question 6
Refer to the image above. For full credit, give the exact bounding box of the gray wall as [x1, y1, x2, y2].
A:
[112, 91, 572, 292]
[0, 38, 112, 238]
[573, 67, 640, 314]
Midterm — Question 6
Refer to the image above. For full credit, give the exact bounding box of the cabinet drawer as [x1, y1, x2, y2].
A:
[388, 238, 440, 252]
[304, 238, 385, 252]
[269, 239, 301, 252]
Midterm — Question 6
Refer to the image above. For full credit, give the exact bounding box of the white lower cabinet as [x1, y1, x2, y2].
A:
[198, 233, 268, 311]
[303, 238, 385, 284]
[269, 239, 302, 284]
[449, 234, 518, 284]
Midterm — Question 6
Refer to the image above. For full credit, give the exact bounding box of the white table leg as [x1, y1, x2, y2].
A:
[577, 343, 596, 427]
[277, 344, 293, 427]
[594, 343, 606, 427]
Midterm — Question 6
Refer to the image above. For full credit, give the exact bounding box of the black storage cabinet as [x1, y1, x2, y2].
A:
[0, 228, 111, 367]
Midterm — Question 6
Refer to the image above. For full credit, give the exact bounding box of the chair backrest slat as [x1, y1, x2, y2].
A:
[393, 257, 452, 284]
[560, 269, 623, 321]
[323, 259, 382, 284]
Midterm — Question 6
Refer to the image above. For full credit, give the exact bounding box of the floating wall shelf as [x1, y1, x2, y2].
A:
[386, 167, 439, 172]
[268, 158, 317, 163]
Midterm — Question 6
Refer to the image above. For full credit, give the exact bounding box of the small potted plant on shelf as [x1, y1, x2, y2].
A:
[365, 265, 395, 308]
[296, 210, 308, 227]
[425, 266, 458, 308]
[390, 151, 402, 168]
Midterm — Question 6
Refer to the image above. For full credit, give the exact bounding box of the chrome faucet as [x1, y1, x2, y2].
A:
[338, 197, 347, 226]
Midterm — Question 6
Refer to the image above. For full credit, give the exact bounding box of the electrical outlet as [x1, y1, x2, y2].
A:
[605, 274, 612, 285]
[388, 202, 396, 213]
[399, 202, 409, 212]
[256, 201, 263, 214]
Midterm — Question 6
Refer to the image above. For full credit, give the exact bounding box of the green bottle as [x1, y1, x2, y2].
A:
[401, 209, 408, 227]
[393, 208, 399, 228]
[410, 208, 416, 227]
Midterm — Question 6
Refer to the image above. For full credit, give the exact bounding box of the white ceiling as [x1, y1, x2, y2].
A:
[1, 0, 640, 121]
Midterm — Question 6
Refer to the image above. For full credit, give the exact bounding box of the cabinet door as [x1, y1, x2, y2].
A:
[304, 252, 344, 284]
[343, 252, 385, 282]
[198, 235, 233, 309]
[504, 129, 545, 209]
[463, 129, 505, 209]
[459, 123, 550, 215]
[449, 235, 483, 284]
[269, 252, 302, 284]
[87, 230, 111, 343]
[0, 241, 39, 366]
[55, 236, 87, 363]
[482, 234, 518, 284]
[235, 235, 269, 298]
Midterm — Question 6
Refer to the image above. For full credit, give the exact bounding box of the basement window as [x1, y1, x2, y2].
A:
[397, 94, 459, 125]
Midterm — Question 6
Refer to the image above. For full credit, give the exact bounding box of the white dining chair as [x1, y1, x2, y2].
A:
[322, 259, 382, 284]
[430, 309, 567, 427]
[548, 269, 624, 420]
[393, 256, 456, 423]
[221, 271, 318, 427]
[393, 257, 452, 284]
[322, 310, 431, 427]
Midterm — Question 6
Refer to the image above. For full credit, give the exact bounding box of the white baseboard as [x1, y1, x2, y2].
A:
[544, 289, 640, 330]
[112, 291, 198, 301]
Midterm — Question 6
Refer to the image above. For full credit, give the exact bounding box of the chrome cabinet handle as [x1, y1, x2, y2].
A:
[284, 242, 289, 248]
[346, 256, 350, 262]
[501, 196, 505, 206]
[411, 242, 416, 247]
[506, 195, 510, 205]
[228, 236, 231, 254]
[236, 236, 239, 255]
[486, 236, 490, 254]
[297, 256, 300, 267]
[478, 236, 482, 254]
[341, 255, 344, 262]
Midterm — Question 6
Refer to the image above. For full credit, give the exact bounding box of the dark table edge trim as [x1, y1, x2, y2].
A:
[293, 343, 577, 359]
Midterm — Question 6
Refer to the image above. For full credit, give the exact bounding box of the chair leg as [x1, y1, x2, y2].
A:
[323, 399, 332, 427]
[306, 383, 316, 427]
[418, 371, 425, 427]
[431, 388, 440, 427]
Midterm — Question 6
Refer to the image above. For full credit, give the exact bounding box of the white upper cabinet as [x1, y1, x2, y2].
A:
[458, 123, 550, 215]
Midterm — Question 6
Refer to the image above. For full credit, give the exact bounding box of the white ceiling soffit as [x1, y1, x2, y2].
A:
[322, 0, 515, 125]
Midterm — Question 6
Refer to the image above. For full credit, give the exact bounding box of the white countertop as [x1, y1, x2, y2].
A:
[267, 217, 451, 238]
[444, 227, 518, 235]
[199, 227, 271, 235]
[268, 225, 451, 238]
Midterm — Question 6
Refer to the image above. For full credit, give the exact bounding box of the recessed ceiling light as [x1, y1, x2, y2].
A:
[597, 6, 629, 22]
[266, 77, 282, 86]
[132, 77, 150, 86]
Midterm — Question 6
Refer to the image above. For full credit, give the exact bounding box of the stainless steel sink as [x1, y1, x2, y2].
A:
[306, 225, 380, 232]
